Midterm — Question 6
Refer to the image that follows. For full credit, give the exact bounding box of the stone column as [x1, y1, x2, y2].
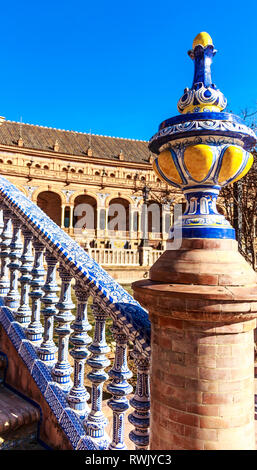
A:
[97, 192, 109, 240]
[161, 203, 171, 249]
[69, 205, 74, 230]
[96, 207, 101, 240]
[137, 208, 142, 242]
[104, 208, 108, 238]
[61, 205, 65, 229]
[133, 239, 257, 450]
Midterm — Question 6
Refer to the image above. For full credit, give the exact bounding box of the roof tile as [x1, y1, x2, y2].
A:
[0, 121, 151, 164]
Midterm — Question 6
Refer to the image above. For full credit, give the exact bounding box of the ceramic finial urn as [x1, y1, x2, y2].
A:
[149, 32, 257, 239]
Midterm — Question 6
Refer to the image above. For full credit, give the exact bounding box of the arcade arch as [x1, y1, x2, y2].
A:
[37, 191, 62, 226]
[146, 200, 162, 235]
[73, 194, 97, 231]
[108, 197, 130, 233]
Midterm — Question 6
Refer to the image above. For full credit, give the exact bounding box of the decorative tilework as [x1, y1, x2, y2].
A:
[0, 175, 151, 358]
[149, 116, 257, 154]
[18, 340, 38, 372]
[5, 321, 25, 350]
[43, 382, 72, 419]
[59, 408, 85, 449]
[76, 436, 98, 450]
[0, 305, 13, 330]
[149, 33, 257, 241]
[31, 360, 53, 394]
[0, 305, 109, 450]
[0, 175, 153, 450]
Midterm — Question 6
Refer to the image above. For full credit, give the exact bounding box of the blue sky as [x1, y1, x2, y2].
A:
[0, 0, 257, 141]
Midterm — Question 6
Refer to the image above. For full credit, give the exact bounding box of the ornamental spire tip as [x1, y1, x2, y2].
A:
[192, 32, 213, 49]
[177, 32, 226, 114]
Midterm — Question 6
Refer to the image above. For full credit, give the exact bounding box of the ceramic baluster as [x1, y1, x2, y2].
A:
[51, 265, 75, 392]
[16, 228, 34, 326]
[128, 351, 150, 450]
[67, 281, 92, 418]
[85, 300, 110, 448]
[0, 208, 13, 297]
[6, 216, 22, 309]
[37, 250, 59, 367]
[107, 324, 133, 449]
[26, 239, 45, 344]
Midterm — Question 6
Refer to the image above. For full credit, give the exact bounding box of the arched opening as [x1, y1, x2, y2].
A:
[37, 191, 62, 226]
[64, 207, 70, 228]
[108, 197, 130, 233]
[73, 194, 97, 232]
[146, 200, 162, 235]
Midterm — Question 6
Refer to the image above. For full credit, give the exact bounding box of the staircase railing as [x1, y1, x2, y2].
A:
[0, 175, 151, 450]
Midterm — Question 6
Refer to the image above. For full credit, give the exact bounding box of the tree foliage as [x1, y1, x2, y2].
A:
[220, 152, 257, 269]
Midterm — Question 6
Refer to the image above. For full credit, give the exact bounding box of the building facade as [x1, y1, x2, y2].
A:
[0, 118, 184, 279]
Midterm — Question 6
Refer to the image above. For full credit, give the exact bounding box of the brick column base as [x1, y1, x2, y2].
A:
[133, 239, 257, 450]
[150, 318, 255, 450]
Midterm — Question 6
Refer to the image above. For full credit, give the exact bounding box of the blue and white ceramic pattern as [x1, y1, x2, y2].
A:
[0, 175, 151, 354]
[0, 175, 151, 450]
[150, 32, 257, 240]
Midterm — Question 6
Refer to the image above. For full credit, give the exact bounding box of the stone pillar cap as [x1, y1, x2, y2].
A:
[149, 238, 257, 287]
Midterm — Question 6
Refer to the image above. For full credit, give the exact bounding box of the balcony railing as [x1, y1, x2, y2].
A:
[88, 248, 140, 266]
[106, 230, 130, 239]
[0, 175, 151, 450]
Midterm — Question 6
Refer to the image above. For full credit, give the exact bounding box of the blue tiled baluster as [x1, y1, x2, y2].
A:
[51, 266, 75, 393]
[0, 205, 4, 285]
[0, 205, 4, 236]
[16, 228, 34, 326]
[6, 216, 22, 309]
[0, 208, 13, 297]
[107, 324, 133, 450]
[37, 250, 59, 367]
[85, 301, 110, 448]
[26, 239, 45, 345]
[0, 177, 153, 451]
[67, 282, 92, 418]
[128, 352, 150, 450]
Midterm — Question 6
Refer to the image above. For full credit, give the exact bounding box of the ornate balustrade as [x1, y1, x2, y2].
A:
[0, 162, 167, 192]
[0, 175, 151, 450]
[149, 249, 164, 265]
[87, 248, 140, 266]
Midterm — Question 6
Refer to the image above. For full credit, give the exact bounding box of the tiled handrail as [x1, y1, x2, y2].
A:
[0, 175, 151, 450]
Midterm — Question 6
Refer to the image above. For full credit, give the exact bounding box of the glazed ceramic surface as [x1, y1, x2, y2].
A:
[150, 32, 257, 239]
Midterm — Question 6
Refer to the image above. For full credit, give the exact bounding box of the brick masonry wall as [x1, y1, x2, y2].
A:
[150, 316, 256, 450]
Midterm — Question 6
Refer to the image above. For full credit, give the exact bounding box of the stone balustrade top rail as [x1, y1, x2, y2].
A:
[0, 174, 152, 450]
[0, 175, 151, 358]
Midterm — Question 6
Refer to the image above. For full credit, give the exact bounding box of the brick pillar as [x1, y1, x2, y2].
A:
[132, 239, 257, 450]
